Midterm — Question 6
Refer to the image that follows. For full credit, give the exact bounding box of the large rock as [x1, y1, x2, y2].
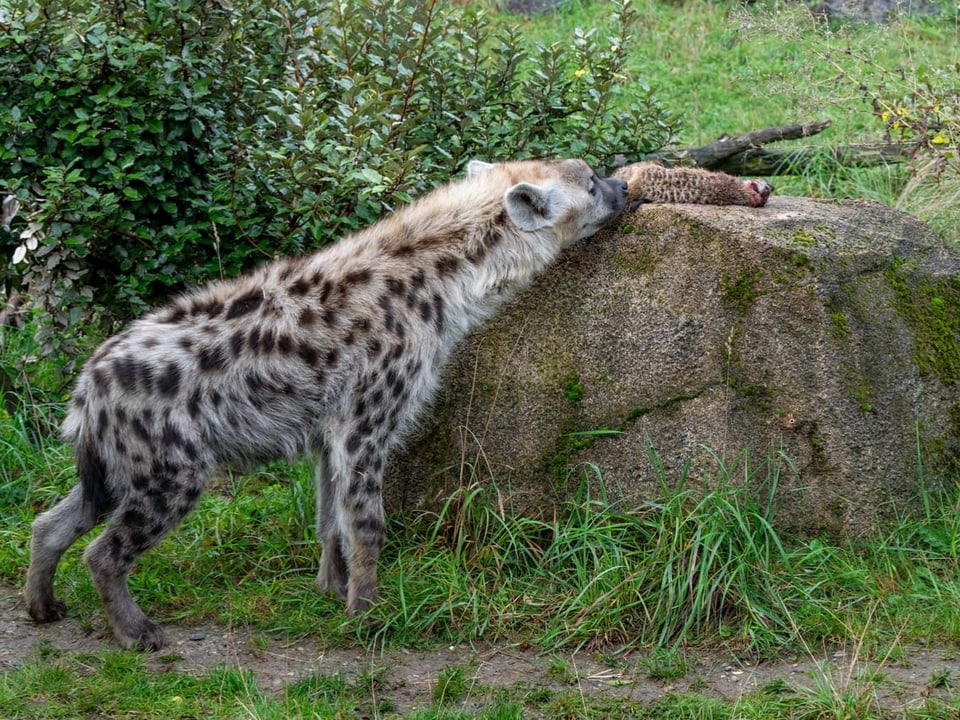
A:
[387, 197, 960, 535]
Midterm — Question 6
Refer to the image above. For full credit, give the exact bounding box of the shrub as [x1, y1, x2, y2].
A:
[1, 0, 676, 369]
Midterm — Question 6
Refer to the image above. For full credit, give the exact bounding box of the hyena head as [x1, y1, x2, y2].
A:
[467, 158, 628, 248]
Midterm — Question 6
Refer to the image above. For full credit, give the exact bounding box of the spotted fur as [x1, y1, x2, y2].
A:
[613, 161, 773, 208]
[24, 158, 627, 650]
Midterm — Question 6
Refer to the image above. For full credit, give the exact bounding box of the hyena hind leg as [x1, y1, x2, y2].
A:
[315, 453, 348, 600]
[83, 471, 205, 651]
[25, 484, 101, 623]
[340, 465, 387, 616]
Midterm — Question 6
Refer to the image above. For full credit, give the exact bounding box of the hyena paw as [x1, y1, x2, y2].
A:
[27, 596, 68, 624]
[316, 573, 348, 601]
[346, 587, 378, 617]
[115, 617, 166, 652]
[745, 180, 773, 207]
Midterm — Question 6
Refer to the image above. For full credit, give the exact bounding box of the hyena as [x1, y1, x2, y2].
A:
[25, 158, 629, 650]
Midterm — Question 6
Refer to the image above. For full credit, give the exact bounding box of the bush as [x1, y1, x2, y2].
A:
[1, 0, 676, 367]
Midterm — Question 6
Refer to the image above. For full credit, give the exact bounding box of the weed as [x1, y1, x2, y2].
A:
[546, 655, 578, 684]
[641, 648, 688, 681]
[433, 665, 474, 705]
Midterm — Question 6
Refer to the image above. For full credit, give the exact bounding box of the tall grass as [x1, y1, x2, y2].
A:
[514, 0, 960, 245]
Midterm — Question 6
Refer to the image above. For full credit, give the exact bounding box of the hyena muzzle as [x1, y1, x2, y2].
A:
[24, 158, 627, 650]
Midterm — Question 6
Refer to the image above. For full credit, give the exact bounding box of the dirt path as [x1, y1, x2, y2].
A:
[1, 587, 956, 714]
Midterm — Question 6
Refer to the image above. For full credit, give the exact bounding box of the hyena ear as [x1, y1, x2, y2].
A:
[466, 159, 495, 177]
[504, 182, 554, 232]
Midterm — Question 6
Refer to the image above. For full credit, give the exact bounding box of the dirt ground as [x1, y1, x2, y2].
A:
[1, 586, 957, 715]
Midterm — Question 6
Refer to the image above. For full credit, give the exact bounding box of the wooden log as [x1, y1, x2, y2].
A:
[634, 120, 917, 176]
[648, 120, 833, 167]
[708, 142, 919, 175]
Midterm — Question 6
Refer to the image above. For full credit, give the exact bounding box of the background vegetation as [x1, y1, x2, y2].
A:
[1, 0, 959, 717]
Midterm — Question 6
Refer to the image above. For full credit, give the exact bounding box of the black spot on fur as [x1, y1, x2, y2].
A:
[149, 492, 169, 517]
[97, 408, 110, 439]
[418, 300, 433, 324]
[197, 345, 228, 372]
[247, 327, 261, 352]
[135, 361, 155, 393]
[187, 389, 203, 419]
[326, 348, 339, 366]
[206, 300, 224, 319]
[162, 422, 183, 448]
[322, 308, 337, 325]
[319, 280, 334, 304]
[131, 415, 150, 442]
[226, 289, 263, 320]
[160, 305, 187, 324]
[183, 440, 198, 461]
[228, 330, 245, 358]
[344, 268, 373, 285]
[277, 333, 294, 354]
[389, 243, 416, 257]
[433, 293, 446, 333]
[157, 362, 181, 397]
[297, 343, 319, 365]
[386, 277, 406, 296]
[354, 517, 385, 535]
[290, 278, 311, 296]
[299, 307, 316, 326]
[367, 339, 382, 361]
[434, 255, 461, 278]
[259, 328, 276, 353]
[91, 367, 111, 395]
[113, 357, 138, 391]
[346, 433, 362, 454]
[410, 269, 426, 290]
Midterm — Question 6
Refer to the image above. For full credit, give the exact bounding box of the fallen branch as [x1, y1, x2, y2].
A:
[705, 142, 920, 176]
[637, 119, 917, 176]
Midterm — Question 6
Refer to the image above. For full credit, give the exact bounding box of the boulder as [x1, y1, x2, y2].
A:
[387, 197, 960, 535]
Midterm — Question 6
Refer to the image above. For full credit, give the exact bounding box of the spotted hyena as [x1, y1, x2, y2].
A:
[24, 158, 629, 650]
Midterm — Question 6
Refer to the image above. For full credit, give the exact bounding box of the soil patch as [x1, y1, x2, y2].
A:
[1, 587, 956, 715]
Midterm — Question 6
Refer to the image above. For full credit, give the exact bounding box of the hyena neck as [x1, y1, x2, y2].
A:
[366, 183, 562, 336]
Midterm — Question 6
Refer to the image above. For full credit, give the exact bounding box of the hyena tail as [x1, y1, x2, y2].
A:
[25, 425, 111, 624]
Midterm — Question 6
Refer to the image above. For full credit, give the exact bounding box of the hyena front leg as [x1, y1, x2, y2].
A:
[315, 449, 348, 600]
[83, 467, 205, 650]
[25, 484, 102, 623]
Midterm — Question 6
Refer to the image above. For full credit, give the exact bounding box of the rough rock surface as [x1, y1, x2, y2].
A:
[387, 196, 960, 536]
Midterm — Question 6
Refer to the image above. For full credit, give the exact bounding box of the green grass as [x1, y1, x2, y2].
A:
[2, 2, 960, 717]
[3, 413, 960, 716]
